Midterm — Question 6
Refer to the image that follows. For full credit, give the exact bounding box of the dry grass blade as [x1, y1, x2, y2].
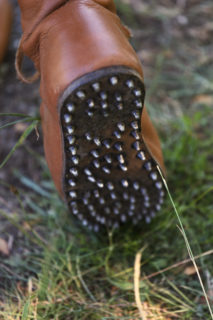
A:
[134, 249, 147, 320]
[141, 249, 213, 281]
[157, 166, 213, 319]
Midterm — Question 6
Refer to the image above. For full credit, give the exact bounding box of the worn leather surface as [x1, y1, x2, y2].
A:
[17, 0, 165, 197]
[0, 0, 12, 63]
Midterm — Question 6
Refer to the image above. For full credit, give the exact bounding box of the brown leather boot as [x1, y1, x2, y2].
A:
[16, 0, 166, 231]
[0, 0, 12, 63]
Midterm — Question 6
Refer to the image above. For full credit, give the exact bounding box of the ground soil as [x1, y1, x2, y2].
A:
[0, 0, 43, 212]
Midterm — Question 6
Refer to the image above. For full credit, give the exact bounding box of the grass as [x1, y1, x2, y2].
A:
[0, 102, 212, 320]
[0, 0, 213, 319]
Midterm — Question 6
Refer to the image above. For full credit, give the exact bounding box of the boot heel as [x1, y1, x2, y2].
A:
[59, 66, 165, 231]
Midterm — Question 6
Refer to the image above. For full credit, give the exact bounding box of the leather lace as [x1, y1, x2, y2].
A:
[15, 37, 40, 84]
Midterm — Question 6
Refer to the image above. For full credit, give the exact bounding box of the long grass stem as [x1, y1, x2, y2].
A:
[157, 166, 213, 319]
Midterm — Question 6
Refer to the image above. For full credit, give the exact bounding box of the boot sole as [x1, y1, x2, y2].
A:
[59, 66, 165, 231]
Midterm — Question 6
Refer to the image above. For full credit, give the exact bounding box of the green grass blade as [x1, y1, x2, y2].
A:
[18, 175, 52, 198]
[0, 117, 39, 130]
[0, 112, 36, 118]
[0, 120, 39, 169]
[76, 256, 97, 302]
[21, 299, 30, 320]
